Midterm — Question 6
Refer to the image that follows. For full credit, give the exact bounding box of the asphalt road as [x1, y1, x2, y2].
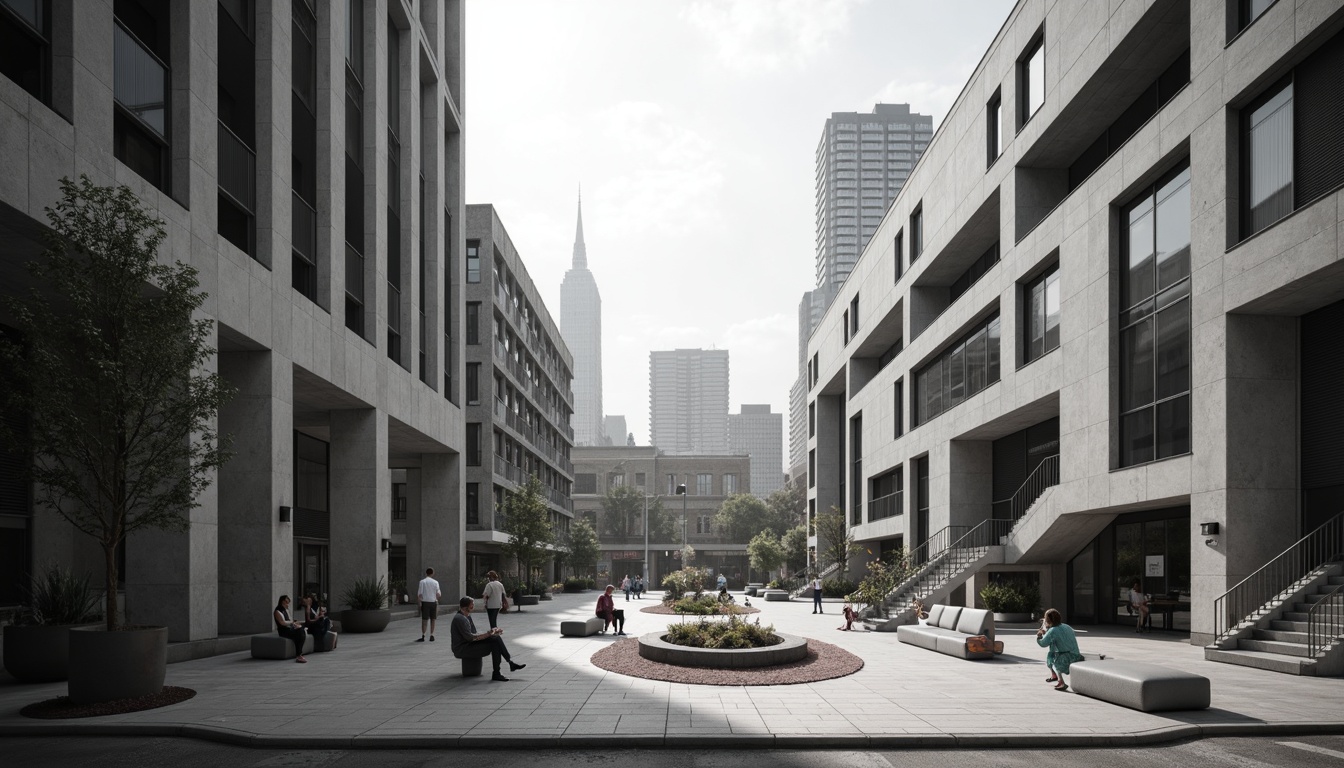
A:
[5, 736, 1344, 768]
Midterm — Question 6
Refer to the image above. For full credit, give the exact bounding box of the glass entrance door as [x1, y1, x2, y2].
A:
[296, 540, 328, 603]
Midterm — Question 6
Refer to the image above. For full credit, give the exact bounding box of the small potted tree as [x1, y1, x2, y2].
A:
[500, 476, 554, 609]
[3, 565, 102, 683]
[339, 576, 391, 633]
[979, 581, 1040, 623]
[0, 177, 234, 704]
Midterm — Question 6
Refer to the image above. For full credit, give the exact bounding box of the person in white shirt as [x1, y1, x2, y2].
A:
[811, 575, 824, 614]
[1129, 580, 1150, 633]
[481, 570, 507, 629]
[416, 567, 442, 642]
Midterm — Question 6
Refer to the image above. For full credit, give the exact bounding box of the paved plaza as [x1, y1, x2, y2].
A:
[0, 593, 1341, 749]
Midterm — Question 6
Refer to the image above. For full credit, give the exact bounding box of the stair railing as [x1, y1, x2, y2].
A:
[1307, 582, 1344, 658]
[791, 561, 839, 598]
[883, 518, 1013, 610]
[991, 454, 1060, 525]
[1212, 511, 1344, 646]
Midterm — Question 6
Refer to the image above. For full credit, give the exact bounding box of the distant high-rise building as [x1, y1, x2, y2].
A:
[649, 349, 729, 455]
[603, 415, 628, 446]
[730, 405, 784, 498]
[815, 103, 932, 298]
[561, 195, 604, 446]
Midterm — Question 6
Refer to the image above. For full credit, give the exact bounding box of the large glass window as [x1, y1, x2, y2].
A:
[1119, 163, 1191, 467]
[466, 240, 480, 283]
[893, 229, 904, 281]
[1023, 264, 1060, 364]
[291, 0, 318, 301]
[696, 473, 712, 495]
[1235, 0, 1276, 35]
[0, 0, 49, 104]
[465, 362, 479, 405]
[465, 483, 479, 525]
[723, 474, 737, 494]
[465, 302, 479, 344]
[113, 0, 170, 192]
[910, 205, 923, 262]
[914, 312, 1001, 426]
[987, 90, 1001, 166]
[343, 0, 365, 337]
[1242, 80, 1293, 238]
[466, 423, 481, 466]
[1020, 31, 1045, 126]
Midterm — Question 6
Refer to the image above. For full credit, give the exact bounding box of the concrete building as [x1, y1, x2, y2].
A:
[603, 415, 628, 446]
[462, 205, 574, 581]
[0, 0, 466, 638]
[560, 195, 603, 447]
[789, 289, 827, 478]
[649, 348, 730, 455]
[729, 404, 784, 499]
[805, 0, 1344, 674]
[572, 445, 751, 587]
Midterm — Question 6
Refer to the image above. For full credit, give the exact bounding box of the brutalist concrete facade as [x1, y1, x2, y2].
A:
[806, 0, 1344, 645]
[0, 0, 466, 641]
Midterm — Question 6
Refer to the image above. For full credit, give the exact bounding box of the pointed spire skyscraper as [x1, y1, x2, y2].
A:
[561, 191, 604, 447]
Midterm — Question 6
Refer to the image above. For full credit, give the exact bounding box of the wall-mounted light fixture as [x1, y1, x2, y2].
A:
[1199, 522, 1220, 536]
[279, 506, 292, 523]
[381, 538, 392, 551]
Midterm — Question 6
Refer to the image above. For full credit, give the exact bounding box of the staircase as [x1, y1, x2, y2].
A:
[790, 562, 839, 598]
[865, 455, 1060, 631]
[1205, 512, 1344, 676]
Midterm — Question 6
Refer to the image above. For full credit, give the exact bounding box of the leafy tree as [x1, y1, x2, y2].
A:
[765, 480, 806, 530]
[566, 517, 601, 580]
[747, 531, 786, 581]
[814, 506, 859, 576]
[714, 493, 772, 543]
[781, 524, 809, 576]
[0, 177, 235, 631]
[599, 485, 676, 542]
[499, 475, 555, 593]
[851, 550, 915, 618]
[681, 544, 696, 565]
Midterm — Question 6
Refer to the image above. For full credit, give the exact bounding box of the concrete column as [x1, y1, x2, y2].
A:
[948, 440, 993, 528]
[215, 350, 293, 635]
[813, 393, 844, 574]
[329, 408, 389, 609]
[1190, 314, 1298, 643]
[410, 453, 462, 600]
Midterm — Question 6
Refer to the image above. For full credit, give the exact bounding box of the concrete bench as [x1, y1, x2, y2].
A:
[895, 604, 999, 660]
[763, 590, 791, 601]
[561, 617, 606, 637]
[251, 633, 314, 660]
[1069, 660, 1209, 712]
[460, 655, 482, 677]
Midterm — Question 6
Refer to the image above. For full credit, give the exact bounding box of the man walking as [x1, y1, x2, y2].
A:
[416, 567, 441, 641]
[451, 597, 526, 682]
[482, 570, 506, 629]
[811, 574, 824, 614]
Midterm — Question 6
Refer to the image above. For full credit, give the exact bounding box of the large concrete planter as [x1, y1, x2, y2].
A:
[638, 631, 808, 669]
[67, 625, 167, 704]
[3, 624, 74, 683]
[993, 612, 1033, 623]
[339, 609, 391, 633]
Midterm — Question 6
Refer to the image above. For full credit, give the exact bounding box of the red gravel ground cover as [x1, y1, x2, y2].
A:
[20, 686, 196, 719]
[590, 637, 863, 686]
[639, 603, 761, 615]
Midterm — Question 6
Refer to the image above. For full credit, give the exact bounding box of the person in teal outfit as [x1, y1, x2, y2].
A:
[1036, 608, 1085, 691]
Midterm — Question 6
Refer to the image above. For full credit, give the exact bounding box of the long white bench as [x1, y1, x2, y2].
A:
[1069, 660, 1209, 711]
[895, 604, 999, 659]
[560, 617, 605, 637]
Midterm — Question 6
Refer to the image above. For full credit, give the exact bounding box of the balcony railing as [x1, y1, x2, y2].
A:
[113, 21, 167, 138]
[292, 191, 317, 264]
[218, 120, 256, 213]
[868, 490, 903, 523]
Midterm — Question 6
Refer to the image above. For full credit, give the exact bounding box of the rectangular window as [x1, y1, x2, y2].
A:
[910, 204, 923, 262]
[574, 473, 597, 494]
[987, 90, 1002, 166]
[723, 474, 737, 494]
[113, 1, 171, 193]
[634, 472, 646, 488]
[1243, 79, 1293, 238]
[869, 467, 903, 522]
[0, 0, 50, 105]
[343, 3, 365, 337]
[849, 295, 860, 337]
[667, 474, 678, 495]
[949, 242, 1000, 304]
[608, 473, 625, 489]
[1235, 0, 1276, 35]
[696, 515, 714, 535]
[894, 229, 904, 281]
[842, 310, 850, 345]
[465, 363, 479, 405]
[465, 482, 479, 525]
[1019, 30, 1045, 127]
[1023, 263, 1061, 364]
[850, 413, 862, 525]
[808, 401, 815, 437]
[218, 0, 256, 258]
[808, 450, 816, 488]
[465, 302, 479, 344]
[466, 240, 480, 283]
[894, 379, 904, 437]
[1120, 162, 1191, 467]
[697, 473, 712, 495]
[466, 423, 481, 466]
[914, 312, 1001, 426]
[291, 0, 318, 301]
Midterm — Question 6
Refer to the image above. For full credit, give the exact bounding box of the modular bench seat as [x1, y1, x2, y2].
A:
[1069, 660, 1210, 712]
[895, 604, 999, 660]
[560, 617, 606, 637]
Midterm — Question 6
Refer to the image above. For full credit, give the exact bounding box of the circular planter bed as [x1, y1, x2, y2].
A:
[637, 631, 809, 669]
[993, 612, 1034, 623]
[4, 624, 75, 683]
[338, 609, 391, 633]
[68, 625, 167, 705]
[592, 637, 862, 685]
[640, 603, 759, 615]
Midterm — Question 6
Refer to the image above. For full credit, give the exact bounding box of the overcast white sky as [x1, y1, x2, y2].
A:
[464, 0, 1016, 459]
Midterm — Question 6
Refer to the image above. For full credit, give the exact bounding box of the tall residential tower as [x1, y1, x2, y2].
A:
[560, 195, 604, 446]
[729, 405, 784, 498]
[649, 349, 729, 456]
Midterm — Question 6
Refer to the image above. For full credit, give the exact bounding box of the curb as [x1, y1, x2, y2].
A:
[3, 720, 1344, 749]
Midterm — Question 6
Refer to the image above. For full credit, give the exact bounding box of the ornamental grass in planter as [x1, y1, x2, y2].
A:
[340, 576, 391, 633]
[664, 615, 781, 649]
[3, 565, 102, 683]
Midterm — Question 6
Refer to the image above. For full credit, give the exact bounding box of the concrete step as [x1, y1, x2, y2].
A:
[1205, 647, 1312, 675]
[1329, 576, 1344, 586]
[1239, 638, 1311, 657]
[1271, 619, 1308, 632]
[1284, 611, 1310, 622]
[1253, 628, 1308, 643]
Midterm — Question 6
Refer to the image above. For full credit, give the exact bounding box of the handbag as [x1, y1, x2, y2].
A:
[966, 635, 1004, 655]
[501, 595, 510, 611]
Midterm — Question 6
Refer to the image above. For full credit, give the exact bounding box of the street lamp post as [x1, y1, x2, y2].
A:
[642, 491, 649, 587]
[675, 483, 687, 557]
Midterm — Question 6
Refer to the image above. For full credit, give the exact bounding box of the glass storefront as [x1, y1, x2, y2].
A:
[1069, 505, 1190, 631]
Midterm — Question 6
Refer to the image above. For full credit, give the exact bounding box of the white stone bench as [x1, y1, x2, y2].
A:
[251, 633, 314, 660]
[560, 617, 606, 637]
[1069, 660, 1209, 712]
[763, 590, 791, 601]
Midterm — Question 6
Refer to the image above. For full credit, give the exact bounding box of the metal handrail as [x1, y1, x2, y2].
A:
[1307, 582, 1344, 658]
[868, 490, 903, 522]
[991, 454, 1060, 523]
[1212, 511, 1344, 645]
[884, 519, 1011, 608]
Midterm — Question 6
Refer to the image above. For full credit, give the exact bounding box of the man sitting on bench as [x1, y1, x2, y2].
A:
[450, 597, 526, 682]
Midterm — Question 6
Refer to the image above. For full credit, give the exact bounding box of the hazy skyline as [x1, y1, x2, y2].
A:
[464, 0, 1016, 457]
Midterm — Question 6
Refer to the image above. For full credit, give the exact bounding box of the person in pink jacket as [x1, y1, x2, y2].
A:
[596, 585, 626, 635]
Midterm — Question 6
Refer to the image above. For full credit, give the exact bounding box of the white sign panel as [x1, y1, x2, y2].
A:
[1145, 555, 1164, 578]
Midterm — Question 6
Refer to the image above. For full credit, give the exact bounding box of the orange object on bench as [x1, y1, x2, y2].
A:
[965, 635, 1004, 655]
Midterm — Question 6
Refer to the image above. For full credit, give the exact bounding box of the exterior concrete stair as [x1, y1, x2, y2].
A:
[865, 545, 1003, 631]
[1204, 567, 1344, 676]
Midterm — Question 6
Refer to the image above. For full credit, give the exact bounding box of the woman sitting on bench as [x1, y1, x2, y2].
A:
[596, 585, 626, 635]
[273, 595, 308, 663]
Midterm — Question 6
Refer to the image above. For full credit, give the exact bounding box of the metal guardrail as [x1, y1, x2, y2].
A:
[868, 490, 903, 522]
[1212, 511, 1344, 646]
[1307, 582, 1344, 658]
[884, 519, 1011, 610]
[217, 120, 256, 212]
[991, 454, 1059, 523]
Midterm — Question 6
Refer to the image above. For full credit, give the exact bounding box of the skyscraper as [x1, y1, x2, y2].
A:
[649, 349, 729, 455]
[560, 195, 604, 446]
[729, 405, 784, 498]
[815, 103, 932, 297]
